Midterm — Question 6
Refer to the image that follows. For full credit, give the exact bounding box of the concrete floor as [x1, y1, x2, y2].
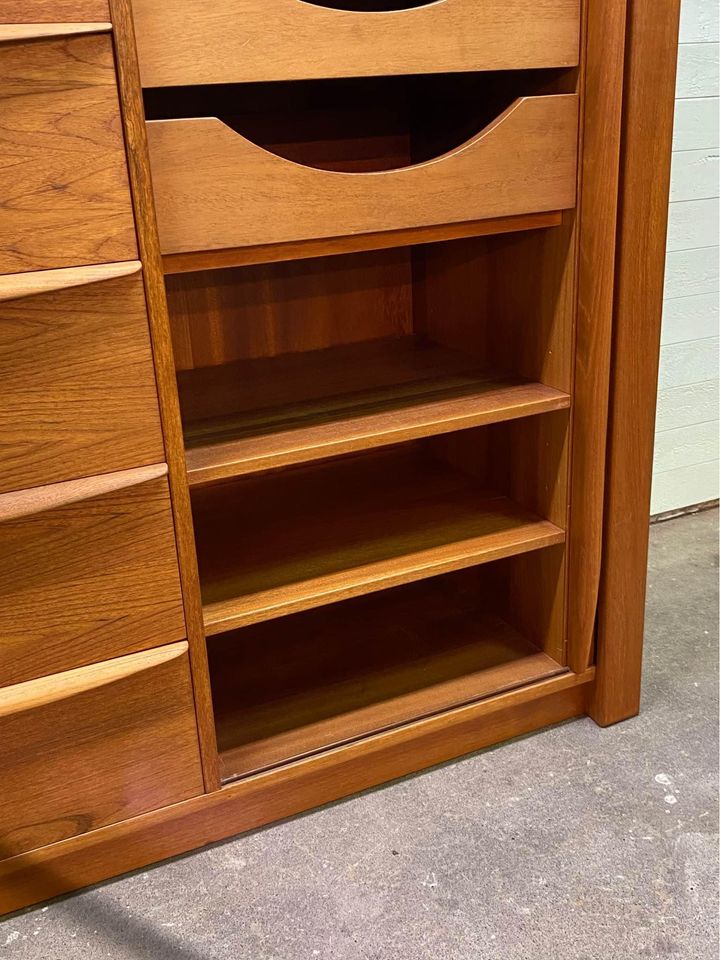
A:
[2, 510, 718, 960]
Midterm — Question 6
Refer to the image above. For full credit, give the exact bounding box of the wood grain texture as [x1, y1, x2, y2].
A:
[166, 249, 414, 371]
[0, 266, 164, 494]
[566, 0, 628, 672]
[0, 462, 166, 522]
[181, 342, 571, 484]
[109, 0, 220, 788]
[162, 212, 564, 275]
[146, 96, 579, 256]
[0, 33, 136, 273]
[192, 444, 565, 634]
[132, 0, 580, 85]
[0, 670, 593, 914]
[0, 643, 203, 860]
[210, 569, 566, 779]
[591, 0, 681, 723]
[0, 472, 186, 687]
[0, 24, 111, 40]
[0, 1, 109, 20]
[0, 260, 139, 300]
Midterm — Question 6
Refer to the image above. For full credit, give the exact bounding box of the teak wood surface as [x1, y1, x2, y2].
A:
[161, 212, 564, 276]
[0, 470, 185, 687]
[192, 445, 565, 634]
[132, 0, 580, 85]
[108, 0, 221, 788]
[179, 338, 571, 484]
[0, 32, 136, 273]
[0, 643, 203, 860]
[0, 1, 110, 19]
[210, 566, 567, 779]
[0, 0, 679, 915]
[0, 263, 164, 493]
[592, 0, 681, 723]
[146, 96, 579, 256]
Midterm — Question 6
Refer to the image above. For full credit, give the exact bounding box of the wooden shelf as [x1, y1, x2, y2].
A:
[192, 445, 565, 634]
[209, 575, 566, 781]
[161, 211, 564, 273]
[181, 339, 571, 485]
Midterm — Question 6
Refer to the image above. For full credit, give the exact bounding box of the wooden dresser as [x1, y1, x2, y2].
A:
[0, 0, 680, 912]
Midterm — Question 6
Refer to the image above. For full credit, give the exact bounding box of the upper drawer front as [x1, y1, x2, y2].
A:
[0, 643, 203, 859]
[0, 33, 136, 274]
[147, 95, 579, 258]
[0, 467, 186, 687]
[132, 0, 581, 85]
[0, 264, 164, 495]
[0, 2, 110, 20]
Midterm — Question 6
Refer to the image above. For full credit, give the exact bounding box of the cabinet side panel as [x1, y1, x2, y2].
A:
[590, 0, 681, 724]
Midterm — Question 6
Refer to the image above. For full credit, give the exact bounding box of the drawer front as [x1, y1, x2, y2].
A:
[133, 0, 581, 85]
[0, 264, 164, 494]
[0, 644, 203, 859]
[0, 3, 110, 20]
[0, 467, 186, 687]
[0, 32, 136, 274]
[148, 95, 579, 258]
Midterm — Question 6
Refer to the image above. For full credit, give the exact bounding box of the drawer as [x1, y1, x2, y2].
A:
[0, 3, 110, 21]
[0, 643, 203, 859]
[0, 466, 186, 686]
[0, 31, 136, 274]
[0, 263, 164, 494]
[132, 0, 581, 85]
[147, 94, 579, 259]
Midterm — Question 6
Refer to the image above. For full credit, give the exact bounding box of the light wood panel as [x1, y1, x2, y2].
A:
[180, 339, 571, 484]
[0, 264, 164, 494]
[0, 470, 185, 687]
[147, 96, 579, 256]
[192, 444, 565, 634]
[0, 671, 592, 914]
[108, 0, 221, 789]
[132, 0, 580, 85]
[0, 1, 109, 19]
[592, 0, 682, 723]
[0, 644, 203, 860]
[0, 33, 136, 274]
[211, 569, 566, 779]
[0, 24, 111, 40]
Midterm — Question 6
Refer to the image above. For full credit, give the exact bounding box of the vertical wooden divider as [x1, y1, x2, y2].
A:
[591, 0, 681, 725]
[566, 0, 628, 673]
[108, 0, 220, 789]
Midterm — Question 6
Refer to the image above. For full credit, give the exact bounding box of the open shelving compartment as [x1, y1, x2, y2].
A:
[209, 545, 568, 782]
[149, 66, 578, 786]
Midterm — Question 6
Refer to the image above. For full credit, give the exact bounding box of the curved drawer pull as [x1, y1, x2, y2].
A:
[0, 463, 168, 523]
[0, 24, 111, 43]
[0, 261, 141, 304]
[0, 643, 188, 719]
[300, 1, 437, 9]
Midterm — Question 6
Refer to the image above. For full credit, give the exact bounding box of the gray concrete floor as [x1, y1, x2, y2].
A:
[2, 510, 718, 960]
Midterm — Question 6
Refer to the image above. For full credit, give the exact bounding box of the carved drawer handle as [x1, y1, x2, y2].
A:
[0, 464, 169, 523]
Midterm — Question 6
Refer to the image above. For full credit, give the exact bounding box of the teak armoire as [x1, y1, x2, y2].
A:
[0, 0, 681, 912]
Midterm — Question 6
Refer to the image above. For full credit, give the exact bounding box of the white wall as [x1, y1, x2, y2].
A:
[651, 0, 719, 515]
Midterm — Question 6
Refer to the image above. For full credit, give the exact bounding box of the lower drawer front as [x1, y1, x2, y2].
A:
[0, 468, 186, 687]
[0, 644, 203, 859]
[0, 263, 164, 494]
